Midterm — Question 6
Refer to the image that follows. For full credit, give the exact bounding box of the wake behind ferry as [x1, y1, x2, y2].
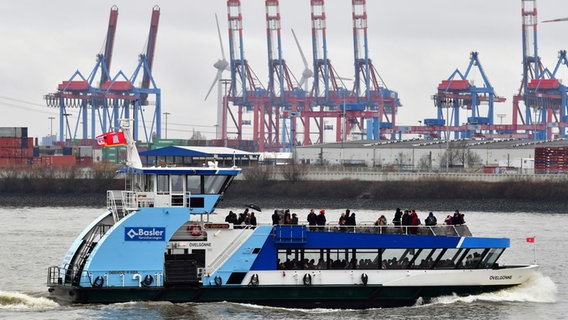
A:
[47, 121, 538, 308]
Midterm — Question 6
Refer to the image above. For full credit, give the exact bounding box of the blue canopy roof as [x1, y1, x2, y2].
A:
[139, 146, 258, 159]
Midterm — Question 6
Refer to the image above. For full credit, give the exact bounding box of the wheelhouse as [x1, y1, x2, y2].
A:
[106, 166, 241, 222]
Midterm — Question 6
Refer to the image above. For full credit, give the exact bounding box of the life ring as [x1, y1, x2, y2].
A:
[303, 273, 312, 286]
[188, 223, 203, 237]
[249, 274, 259, 286]
[361, 273, 368, 286]
[214, 276, 222, 286]
[93, 276, 104, 288]
[141, 274, 154, 287]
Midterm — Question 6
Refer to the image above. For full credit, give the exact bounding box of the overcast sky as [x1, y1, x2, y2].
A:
[1, 0, 568, 141]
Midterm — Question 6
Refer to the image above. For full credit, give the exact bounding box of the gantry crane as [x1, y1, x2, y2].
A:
[44, 6, 161, 143]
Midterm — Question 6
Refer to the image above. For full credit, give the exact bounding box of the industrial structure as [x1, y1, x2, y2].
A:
[214, 0, 568, 151]
[41, 1, 568, 153]
[44, 6, 162, 144]
[216, 0, 401, 152]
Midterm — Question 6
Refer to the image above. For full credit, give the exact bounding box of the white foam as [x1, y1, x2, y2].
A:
[429, 272, 557, 306]
[0, 291, 59, 310]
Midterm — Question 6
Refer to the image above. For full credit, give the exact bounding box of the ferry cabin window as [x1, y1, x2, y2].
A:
[382, 249, 411, 269]
[187, 176, 201, 194]
[356, 249, 380, 269]
[171, 175, 184, 192]
[409, 249, 436, 269]
[463, 248, 486, 268]
[480, 248, 503, 268]
[157, 175, 169, 194]
[133, 173, 152, 192]
[435, 248, 462, 269]
[276, 248, 497, 270]
[203, 175, 227, 194]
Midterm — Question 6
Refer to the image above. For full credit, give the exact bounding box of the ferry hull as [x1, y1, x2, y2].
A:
[49, 283, 516, 308]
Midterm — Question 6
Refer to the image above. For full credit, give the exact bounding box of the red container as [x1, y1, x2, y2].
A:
[58, 80, 89, 91]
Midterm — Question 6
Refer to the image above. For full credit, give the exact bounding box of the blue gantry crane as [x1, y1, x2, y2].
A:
[428, 52, 506, 140]
[44, 6, 161, 144]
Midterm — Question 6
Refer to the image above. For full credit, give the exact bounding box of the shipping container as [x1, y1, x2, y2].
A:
[0, 127, 27, 138]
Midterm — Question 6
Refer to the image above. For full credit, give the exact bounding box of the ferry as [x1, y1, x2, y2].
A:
[47, 121, 538, 308]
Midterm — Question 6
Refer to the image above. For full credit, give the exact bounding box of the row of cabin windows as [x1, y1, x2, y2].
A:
[135, 174, 231, 195]
[277, 247, 504, 270]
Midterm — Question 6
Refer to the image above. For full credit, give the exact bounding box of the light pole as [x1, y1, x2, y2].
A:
[163, 112, 170, 139]
[497, 113, 506, 125]
[48, 116, 55, 139]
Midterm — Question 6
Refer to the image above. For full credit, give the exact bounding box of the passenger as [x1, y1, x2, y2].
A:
[316, 209, 327, 231]
[347, 212, 356, 232]
[307, 209, 317, 230]
[392, 208, 403, 226]
[452, 210, 463, 225]
[338, 212, 347, 227]
[344, 209, 351, 228]
[444, 215, 453, 225]
[284, 209, 291, 225]
[425, 212, 437, 226]
[272, 210, 280, 225]
[244, 212, 251, 225]
[291, 213, 299, 225]
[375, 214, 387, 226]
[284, 213, 291, 225]
[459, 211, 466, 224]
[401, 210, 411, 233]
[347, 211, 356, 226]
[410, 210, 420, 234]
[249, 212, 257, 225]
[238, 209, 248, 225]
[225, 210, 238, 224]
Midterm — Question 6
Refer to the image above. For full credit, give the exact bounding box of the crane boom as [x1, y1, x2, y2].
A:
[141, 5, 160, 104]
[101, 5, 119, 85]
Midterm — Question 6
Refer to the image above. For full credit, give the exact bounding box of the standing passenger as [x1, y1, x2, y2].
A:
[249, 212, 257, 225]
[316, 209, 327, 231]
[272, 210, 280, 225]
[307, 209, 317, 231]
[291, 213, 299, 225]
[393, 208, 403, 226]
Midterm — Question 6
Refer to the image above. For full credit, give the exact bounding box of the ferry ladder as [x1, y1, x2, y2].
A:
[71, 224, 109, 285]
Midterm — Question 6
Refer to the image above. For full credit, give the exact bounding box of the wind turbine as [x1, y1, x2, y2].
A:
[291, 28, 313, 92]
[205, 14, 229, 140]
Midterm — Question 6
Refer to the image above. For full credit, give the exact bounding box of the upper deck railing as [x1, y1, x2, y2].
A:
[268, 223, 472, 243]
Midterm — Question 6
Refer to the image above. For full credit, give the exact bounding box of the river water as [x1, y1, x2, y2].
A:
[0, 207, 562, 320]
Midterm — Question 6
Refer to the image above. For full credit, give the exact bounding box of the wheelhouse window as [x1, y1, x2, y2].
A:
[171, 175, 184, 193]
[157, 175, 169, 194]
[203, 175, 229, 194]
[187, 175, 201, 194]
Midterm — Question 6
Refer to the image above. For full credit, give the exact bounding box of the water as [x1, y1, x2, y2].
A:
[0, 207, 563, 319]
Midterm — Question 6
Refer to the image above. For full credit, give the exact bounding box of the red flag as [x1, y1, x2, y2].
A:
[96, 131, 126, 146]
[526, 237, 535, 243]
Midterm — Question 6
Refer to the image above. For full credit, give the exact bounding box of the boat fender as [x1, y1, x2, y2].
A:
[93, 276, 104, 288]
[141, 274, 154, 287]
[361, 273, 368, 286]
[248, 274, 259, 286]
[188, 223, 203, 237]
[303, 273, 312, 286]
[214, 276, 222, 286]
